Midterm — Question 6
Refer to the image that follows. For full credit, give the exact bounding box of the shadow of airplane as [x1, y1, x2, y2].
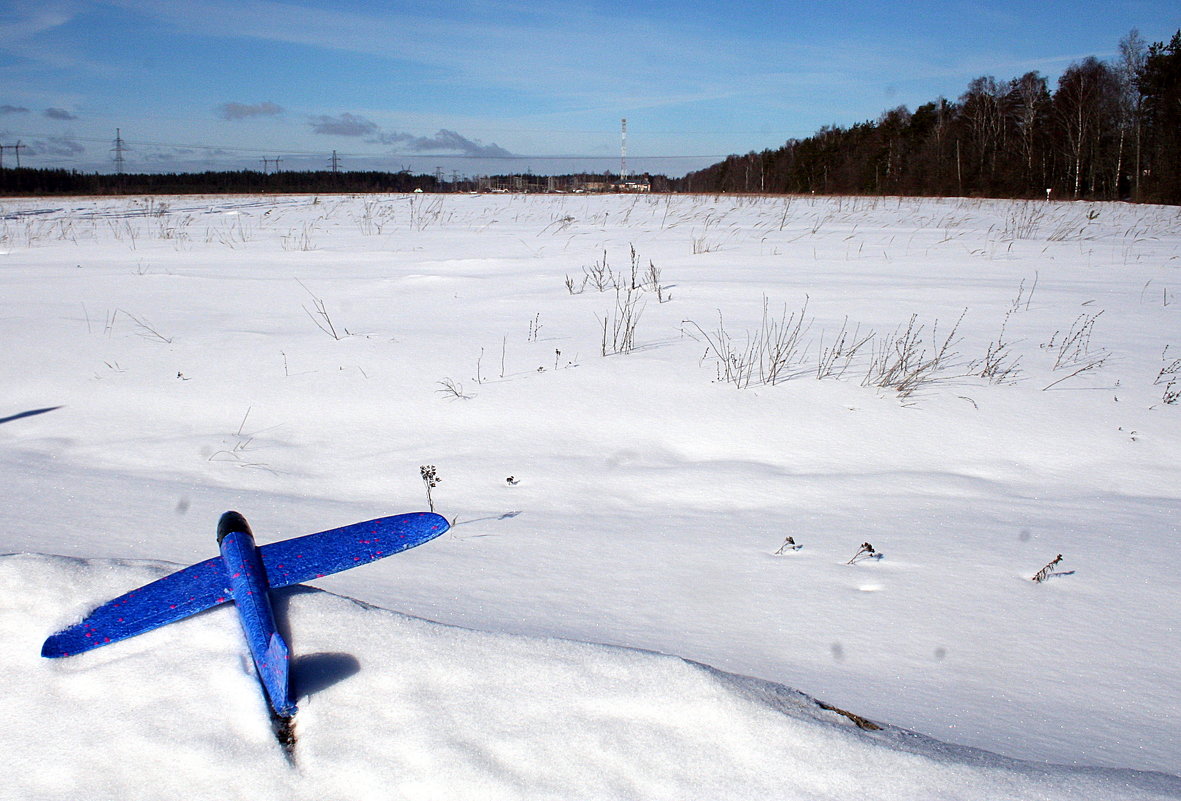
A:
[0, 407, 62, 426]
[270, 585, 364, 701]
[292, 652, 363, 699]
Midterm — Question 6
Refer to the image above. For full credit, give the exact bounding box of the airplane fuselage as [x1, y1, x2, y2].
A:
[218, 512, 295, 718]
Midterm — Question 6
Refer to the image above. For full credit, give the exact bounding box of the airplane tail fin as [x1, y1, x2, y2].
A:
[260, 631, 296, 718]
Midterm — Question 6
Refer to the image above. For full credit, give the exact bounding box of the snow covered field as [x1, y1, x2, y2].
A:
[2, 192, 1178, 798]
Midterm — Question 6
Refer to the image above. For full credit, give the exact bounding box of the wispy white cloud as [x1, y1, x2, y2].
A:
[0, 2, 77, 43]
[103, 0, 996, 144]
[99, 0, 789, 110]
[101, 0, 438, 61]
[0, 1, 92, 70]
[0, 0, 147, 109]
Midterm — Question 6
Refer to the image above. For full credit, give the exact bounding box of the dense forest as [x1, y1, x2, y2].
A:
[677, 30, 1181, 204]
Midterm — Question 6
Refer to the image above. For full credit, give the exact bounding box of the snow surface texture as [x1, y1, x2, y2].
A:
[2, 193, 1179, 797]
[7, 554, 1180, 800]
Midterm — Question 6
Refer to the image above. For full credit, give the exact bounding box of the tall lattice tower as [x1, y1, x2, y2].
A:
[620, 118, 627, 183]
[112, 129, 126, 174]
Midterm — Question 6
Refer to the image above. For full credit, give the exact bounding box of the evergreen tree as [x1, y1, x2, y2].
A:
[1138, 30, 1181, 203]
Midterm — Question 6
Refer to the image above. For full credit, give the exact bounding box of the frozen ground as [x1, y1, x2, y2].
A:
[1, 192, 1178, 798]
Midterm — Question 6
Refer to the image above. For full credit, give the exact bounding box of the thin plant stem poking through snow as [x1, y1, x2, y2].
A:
[1031, 554, 1065, 583]
[436, 377, 473, 400]
[297, 278, 344, 340]
[420, 465, 441, 513]
[846, 542, 879, 565]
[774, 536, 801, 555]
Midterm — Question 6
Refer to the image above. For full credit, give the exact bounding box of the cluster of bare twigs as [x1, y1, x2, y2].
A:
[566, 249, 616, 294]
[863, 311, 964, 398]
[598, 284, 644, 356]
[686, 301, 967, 398]
[999, 202, 1046, 240]
[970, 278, 1036, 384]
[1041, 311, 1108, 390]
[684, 297, 812, 389]
[1156, 346, 1180, 405]
[566, 246, 670, 356]
[815, 317, 874, 380]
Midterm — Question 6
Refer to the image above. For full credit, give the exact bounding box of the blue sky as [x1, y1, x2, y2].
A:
[0, 0, 1177, 177]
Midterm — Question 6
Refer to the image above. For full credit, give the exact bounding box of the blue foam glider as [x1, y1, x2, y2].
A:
[42, 511, 449, 719]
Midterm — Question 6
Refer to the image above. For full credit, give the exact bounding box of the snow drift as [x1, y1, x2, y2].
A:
[5, 553, 1178, 801]
[2, 192, 1179, 795]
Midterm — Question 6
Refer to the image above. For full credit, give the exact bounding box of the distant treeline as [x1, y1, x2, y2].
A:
[0, 168, 440, 196]
[676, 30, 1181, 204]
[0, 167, 683, 197]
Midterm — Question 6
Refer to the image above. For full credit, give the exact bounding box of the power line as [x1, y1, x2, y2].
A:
[0, 129, 730, 162]
[0, 141, 28, 168]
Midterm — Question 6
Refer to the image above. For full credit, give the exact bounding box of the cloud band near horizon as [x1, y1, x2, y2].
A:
[307, 112, 514, 158]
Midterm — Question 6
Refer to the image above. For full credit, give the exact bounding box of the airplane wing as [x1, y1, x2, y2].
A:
[258, 512, 449, 588]
[41, 555, 232, 658]
[41, 512, 449, 658]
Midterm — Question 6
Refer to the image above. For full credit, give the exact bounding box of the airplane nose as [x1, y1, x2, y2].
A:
[217, 510, 253, 544]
